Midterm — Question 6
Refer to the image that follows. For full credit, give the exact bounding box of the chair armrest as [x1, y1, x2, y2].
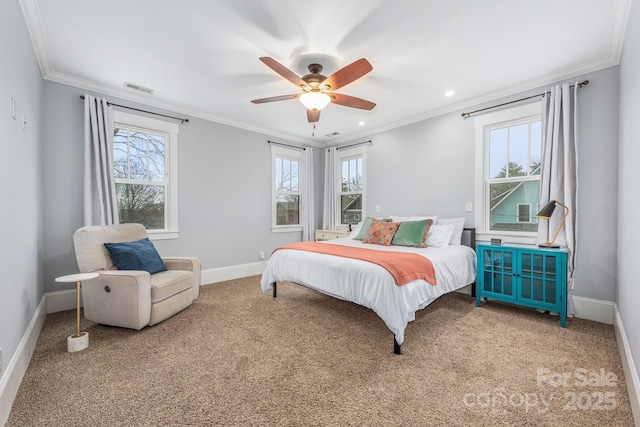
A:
[98, 269, 150, 279]
[163, 257, 201, 299]
[163, 257, 198, 272]
[82, 270, 152, 330]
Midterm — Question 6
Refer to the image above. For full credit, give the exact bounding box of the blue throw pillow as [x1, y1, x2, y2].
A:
[104, 238, 167, 274]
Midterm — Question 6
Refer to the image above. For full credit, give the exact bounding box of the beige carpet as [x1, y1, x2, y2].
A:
[7, 276, 635, 426]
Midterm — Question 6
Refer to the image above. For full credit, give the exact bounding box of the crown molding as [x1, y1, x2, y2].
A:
[20, 0, 631, 146]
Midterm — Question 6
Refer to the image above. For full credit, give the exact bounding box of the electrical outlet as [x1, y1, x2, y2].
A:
[259, 251, 265, 260]
[465, 202, 473, 212]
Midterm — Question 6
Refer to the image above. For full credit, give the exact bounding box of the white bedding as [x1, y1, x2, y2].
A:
[260, 237, 477, 345]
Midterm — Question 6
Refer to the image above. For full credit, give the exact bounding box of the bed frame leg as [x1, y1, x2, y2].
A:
[272, 283, 277, 298]
[394, 336, 402, 355]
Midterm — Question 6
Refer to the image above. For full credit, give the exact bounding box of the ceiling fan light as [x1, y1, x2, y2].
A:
[299, 92, 331, 111]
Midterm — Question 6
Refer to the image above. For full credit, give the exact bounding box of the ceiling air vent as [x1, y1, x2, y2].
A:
[326, 132, 340, 137]
[123, 82, 155, 95]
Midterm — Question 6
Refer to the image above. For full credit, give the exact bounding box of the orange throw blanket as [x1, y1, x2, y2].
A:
[273, 242, 437, 286]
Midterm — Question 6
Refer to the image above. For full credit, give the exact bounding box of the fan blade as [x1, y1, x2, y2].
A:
[251, 94, 299, 104]
[322, 58, 373, 91]
[329, 93, 376, 110]
[259, 57, 307, 89]
[307, 109, 321, 123]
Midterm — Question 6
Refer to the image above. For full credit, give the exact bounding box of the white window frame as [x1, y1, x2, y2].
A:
[113, 111, 179, 240]
[516, 203, 531, 223]
[271, 145, 303, 233]
[474, 102, 541, 245]
[335, 145, 367, 231]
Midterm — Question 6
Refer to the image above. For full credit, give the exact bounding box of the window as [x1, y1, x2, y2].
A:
[271, 145, 302, 232]
[517, 203, 531, 223]
[474, 103, 541, 241]
[113, 111, 179, 239]
[336, 145, 367, 228]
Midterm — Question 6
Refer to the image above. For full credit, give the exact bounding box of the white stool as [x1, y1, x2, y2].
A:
[55, 272, 99, 352]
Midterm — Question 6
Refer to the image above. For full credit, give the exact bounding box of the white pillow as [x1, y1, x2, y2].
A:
[437, 218, 465, 245]
[389, 215, 438, 224]
[349, 222, 363, 239]
[426, 224, 455, 248]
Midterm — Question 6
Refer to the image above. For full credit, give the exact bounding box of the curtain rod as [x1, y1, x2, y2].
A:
[461, 80, 589, 118]
[267, 140, 306, 150]
[79, 95, 189, 124]
[335, 140, 372, 151]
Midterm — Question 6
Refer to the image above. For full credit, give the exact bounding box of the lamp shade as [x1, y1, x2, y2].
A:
[536, 199, 569, 248]
[536, 201, 557, 219]
[299, 92, 331, 111]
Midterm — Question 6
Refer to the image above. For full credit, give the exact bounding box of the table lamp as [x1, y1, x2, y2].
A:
[536, 200, 569, 248]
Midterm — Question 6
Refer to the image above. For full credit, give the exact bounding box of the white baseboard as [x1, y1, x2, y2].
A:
[201, 261, 267, 286]
[0, 296, 47, 427]
[46, 289, 81, 314]
[572, 295, 615, 324]
[45, 261, 269, 313]
[614, 304, 640, 426]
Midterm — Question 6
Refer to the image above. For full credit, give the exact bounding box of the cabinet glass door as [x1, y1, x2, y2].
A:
[481, 248, 516, 301]
[519, 250, 560, 308]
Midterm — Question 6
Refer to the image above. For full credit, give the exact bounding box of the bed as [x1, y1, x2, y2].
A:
[260, 218, 477, 354]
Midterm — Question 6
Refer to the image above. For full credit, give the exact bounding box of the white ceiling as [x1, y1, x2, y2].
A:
[22, 0, 631, 145]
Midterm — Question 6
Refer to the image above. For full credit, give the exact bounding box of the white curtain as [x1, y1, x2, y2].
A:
[322, 147, 337, 230]
[83, 95, 119, 226]
[301, 148, 315, 242]
[538, 83, 578, 314]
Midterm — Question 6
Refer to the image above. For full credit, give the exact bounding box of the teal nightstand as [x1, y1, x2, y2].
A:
[476, 243, 568, 327]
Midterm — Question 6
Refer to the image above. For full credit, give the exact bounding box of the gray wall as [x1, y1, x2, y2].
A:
[2, 0, 636, 414]
[618, 0, 640, 389]
[41, 81, 315, 294]
[343, 66, 620, 303]
[0, 0, 44, 390]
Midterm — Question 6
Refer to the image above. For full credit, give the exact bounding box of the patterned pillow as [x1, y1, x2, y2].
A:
[354, 217, 392, 240]
[362, 219, 400, 246]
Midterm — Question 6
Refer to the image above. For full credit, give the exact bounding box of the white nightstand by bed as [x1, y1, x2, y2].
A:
[314, 229, 350, 241]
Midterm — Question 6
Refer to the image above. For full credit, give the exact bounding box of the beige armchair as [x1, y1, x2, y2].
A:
[72, 223, 200, 330]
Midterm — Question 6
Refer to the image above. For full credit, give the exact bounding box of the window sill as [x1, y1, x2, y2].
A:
[271, 226, 302, 233]
[476, 231, 537, 246]
[147, 230, 179, 240]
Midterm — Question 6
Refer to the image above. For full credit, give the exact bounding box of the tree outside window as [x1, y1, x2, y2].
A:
[274, 156, 300, 226]
[113, 127, 167, 230]
[488, 120, 541, 232]
[340, 156, 363, 225]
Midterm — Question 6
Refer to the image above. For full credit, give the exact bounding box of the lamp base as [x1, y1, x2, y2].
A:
[67, 332, 89, 352]
[538, 243, 561, 248]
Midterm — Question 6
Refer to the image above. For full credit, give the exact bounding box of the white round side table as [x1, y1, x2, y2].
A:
[55, 272, 99, 352]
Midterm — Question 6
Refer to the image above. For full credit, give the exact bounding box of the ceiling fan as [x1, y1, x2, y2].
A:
[251, 57, 376, 123]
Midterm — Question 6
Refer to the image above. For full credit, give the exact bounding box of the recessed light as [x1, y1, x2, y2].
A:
[358, 121, 366, 126]
[445, 91, 455, 97]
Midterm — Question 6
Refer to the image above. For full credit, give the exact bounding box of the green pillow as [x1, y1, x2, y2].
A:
[354, 217, 391, 240]
[391, 219, 432, 248]
[355, 217, 374, 240]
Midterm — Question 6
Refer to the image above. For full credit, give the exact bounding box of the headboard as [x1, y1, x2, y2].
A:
[461, 227, 476, 250]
